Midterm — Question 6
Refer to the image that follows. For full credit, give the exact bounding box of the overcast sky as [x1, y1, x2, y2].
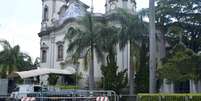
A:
[0, 0, 148, 60]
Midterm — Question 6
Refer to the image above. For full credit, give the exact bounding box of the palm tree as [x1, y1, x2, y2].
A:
[108, 9, 148, 94]
[149, 0, 157, 93]
[0, 40, 33, 78]
[64, 13, 118, 90]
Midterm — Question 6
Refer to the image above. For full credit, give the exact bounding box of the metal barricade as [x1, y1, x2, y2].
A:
[0, 96, 9, 101]
[11, 90, 117, 101]
[8, 92, 201, 101]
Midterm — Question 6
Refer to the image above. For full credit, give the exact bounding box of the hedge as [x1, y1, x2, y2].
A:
[137, 94, 201, 101]
[55, 85, 80, 90]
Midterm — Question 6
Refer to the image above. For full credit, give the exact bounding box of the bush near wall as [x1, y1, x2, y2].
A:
[138, 94, 201, 101]
[55, 85, 80, 90]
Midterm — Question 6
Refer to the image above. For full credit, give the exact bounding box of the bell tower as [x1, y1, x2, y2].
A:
[41, 0, 69, 31]
[105, 0, 136, 14]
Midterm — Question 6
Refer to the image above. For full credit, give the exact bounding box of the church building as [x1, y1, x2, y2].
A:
[38, 0, 136, 88]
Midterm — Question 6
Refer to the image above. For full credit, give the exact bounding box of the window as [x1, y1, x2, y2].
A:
[42, 50, 47, 63]
[57, 44, 64, 61]
[122, 0, 128, 9]
[43, 6, 49, 21]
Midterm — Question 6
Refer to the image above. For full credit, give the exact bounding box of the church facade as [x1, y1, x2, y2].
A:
[38, 0, 136, 88]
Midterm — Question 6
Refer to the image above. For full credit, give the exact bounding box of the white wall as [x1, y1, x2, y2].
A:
[40, 35, 51, 68]
[42, 0, 66, 27]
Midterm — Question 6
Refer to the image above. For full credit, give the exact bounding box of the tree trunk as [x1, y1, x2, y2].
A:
[89, 0, 95, 90]
[89, 45, 95, 90]
[157, 30, 166, 62]
[128, 41, 134, 95]
[149, 0, 157, 93]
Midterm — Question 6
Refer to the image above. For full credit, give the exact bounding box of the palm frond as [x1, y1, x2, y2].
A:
[0, 40, 11, 50]
[137, 8, 149, 18]
[94, 45, 104, 63]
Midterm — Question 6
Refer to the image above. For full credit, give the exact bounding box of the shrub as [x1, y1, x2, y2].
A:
[55, 85, 80, 90]
[138, 94, 201, 101]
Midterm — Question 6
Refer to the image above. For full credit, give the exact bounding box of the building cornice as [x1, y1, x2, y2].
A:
[38, 13, 106, 37]
[38, 17, 78, 37]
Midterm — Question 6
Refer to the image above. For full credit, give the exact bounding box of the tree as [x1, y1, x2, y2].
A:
[108, 8, 148, 94]
[64, 13, 118, 90]
[48, 74, 59, 85]
[101, 49, 127, 94]
[159, 44, 201, 82]
[135, 40, 149, 93]
[33, 57, 40, 69]
[155, 0, 201, 92]
[156, 0, 201, 53]
[96, 21, 125, 93]
[0, 40, 33, 78]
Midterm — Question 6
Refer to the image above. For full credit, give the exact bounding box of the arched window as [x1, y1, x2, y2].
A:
[42, 50, 47, 63]
[57, 43, 64, 61]
[43, 6, 49, 21]
[41, 42, 48, 63]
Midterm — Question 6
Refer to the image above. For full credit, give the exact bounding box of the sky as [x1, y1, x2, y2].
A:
[0, 0, 148, 60]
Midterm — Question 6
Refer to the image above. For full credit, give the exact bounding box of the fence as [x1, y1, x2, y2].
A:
[10, 90, 117, 101]
[7, 92, 201, 101]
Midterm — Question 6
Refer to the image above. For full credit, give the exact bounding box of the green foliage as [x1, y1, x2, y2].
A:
[48, 74, 59, 86]
[108, 8, 148, 50]
[156, 0, 201, 53]
[64, 13, 119, 89]
[107, 8, 149, 94]
[100, 50, 127, 94]
[67, 72, 83, 84]
[135, 41, 149, 93]
[55, 85, 79, 90]
[0, 40, 34, 78]
[33, 57, 40, 68]
[159, 44, 201, 82]
[64, 14, 109, 63]
[138, 94, 201, 101]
